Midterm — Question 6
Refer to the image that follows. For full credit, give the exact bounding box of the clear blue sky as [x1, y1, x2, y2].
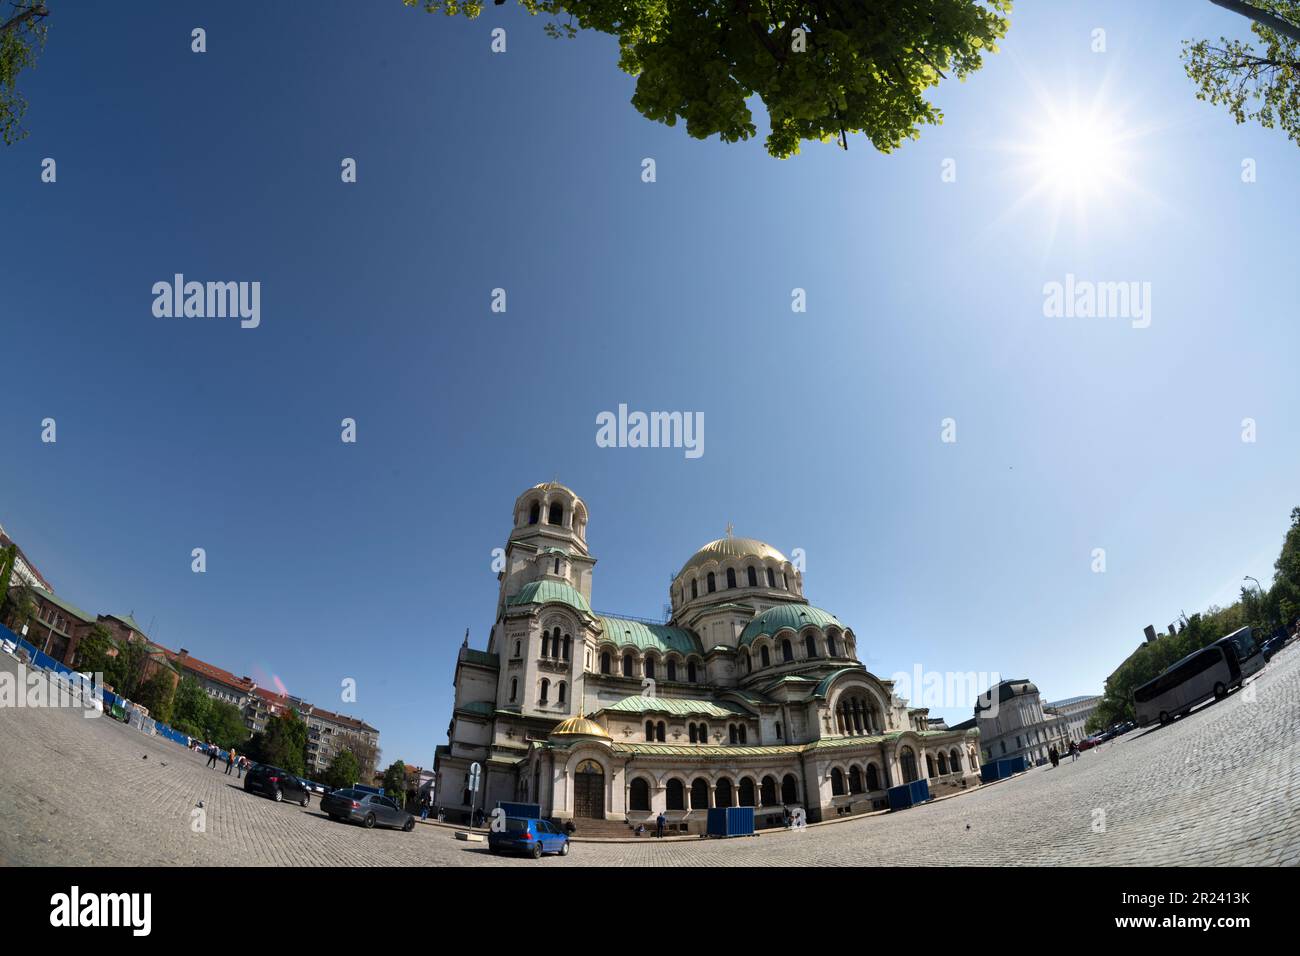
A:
[2, 1, 1296, 766]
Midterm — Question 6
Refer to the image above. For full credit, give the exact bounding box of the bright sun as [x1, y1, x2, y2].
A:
[1028, 110, 1125, 202]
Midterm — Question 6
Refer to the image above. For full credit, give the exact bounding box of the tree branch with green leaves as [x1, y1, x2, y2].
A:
[404, 0, 1012, 158]
[0, 1, 50, 145]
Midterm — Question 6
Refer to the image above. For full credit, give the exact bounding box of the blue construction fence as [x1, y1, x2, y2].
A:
[1, 621, 208, 754]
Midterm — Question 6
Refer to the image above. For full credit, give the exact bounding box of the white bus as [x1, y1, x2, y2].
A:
[1133, 628, 1264, 727]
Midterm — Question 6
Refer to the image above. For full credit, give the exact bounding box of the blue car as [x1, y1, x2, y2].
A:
[488, 817, 570, 859]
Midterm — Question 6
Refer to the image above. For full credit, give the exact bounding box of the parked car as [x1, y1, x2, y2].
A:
[321, 788, 415, 831]
[243, 764, 311, 806]
[488, 817, 570, 859]
[1077, 737, 1098, 751]
[300, 779, 327, 795]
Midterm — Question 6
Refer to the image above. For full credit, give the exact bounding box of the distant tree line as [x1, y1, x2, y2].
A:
[1088, 506, 1300, 731]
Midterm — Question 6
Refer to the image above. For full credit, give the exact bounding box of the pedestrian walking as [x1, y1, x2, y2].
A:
[236, 755, 247, 778]
[1048, 745, 1059, 768]
[656, 811, 666, 838]
[225, 748, 236, 775]
[1069, 741, 1078, 762]
[205, 743, 219, 769]
[420, 794, 431, 821]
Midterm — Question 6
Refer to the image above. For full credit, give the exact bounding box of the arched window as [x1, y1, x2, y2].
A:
[766, 567, 775, 588]
[557, 682, 566, 704]
[667, 659, 677, 682]
[689, 723, 698, 744]
[775, 721, 782, 739]
[715, 778, 734, 807]
[781, 774, 798, 804]
[781, 639, 793, 663]
[831, 767, 846, 796]
[644, 657, 655, 680]
[900, 747, 919, 784]
[509, 677, 517, 702]
[782, 573, 788, 588]
[738, 778, 756, 807]
[541, 633, 550, 657]
[728, 724, 738, 745]
[514, 640, 521, 657]
[645, 720, 655, 742]
[690, 778, 710, 810]
[690, 579, 698, 599]
[622, 653, 633, 677]
[867, 764, 880, 791]
[528, 502, 540, 525]
[938, 752, 948, 775]
[547, 502, 563, 525]
[629, 778, 651, 812]
[760, 776, 778, 806]
[554, 557, 560, 574]
[849, 766, 863, 794]
[926, 753, 937, 778]
[687, 660, 697, 683]
[600, 652, 611, 674]
[706, 572, 716, 593]
[804, 633, 817, 657]
[656, 721, 666, 742]
[726, 568, 737, 589]
[562, 635, 570, 660]
[747, 566, 757, 587]
[667, 778, 685, 810]
[738, 725, 747, 744]
[827, 634, 838, 656]
[950, 749, 962, 772]
[699, 722, 709, 743]
[760, 645, 771, 668]
[539, 678, 549, 704]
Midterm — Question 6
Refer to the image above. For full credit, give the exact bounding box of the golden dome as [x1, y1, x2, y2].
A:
[677, 536, 788, 580]
[550, 716, 611, 740]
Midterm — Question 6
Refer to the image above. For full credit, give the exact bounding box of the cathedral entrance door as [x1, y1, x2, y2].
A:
[573, 760, 606, 819]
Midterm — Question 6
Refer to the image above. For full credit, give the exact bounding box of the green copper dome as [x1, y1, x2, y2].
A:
[739, 604, 845, 646]
[506, 580, 592, 614]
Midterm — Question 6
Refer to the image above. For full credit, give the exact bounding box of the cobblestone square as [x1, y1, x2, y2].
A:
[1, 644, 1297, 867]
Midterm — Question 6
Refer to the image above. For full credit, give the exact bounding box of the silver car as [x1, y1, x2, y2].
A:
[321, 788, 415, 831]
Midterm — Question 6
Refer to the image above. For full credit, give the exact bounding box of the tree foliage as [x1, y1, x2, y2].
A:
[251, 712, 308, 774]
[322, 749, 361, 790]
[134, 668, 177, 724]
[206, 700, 251, 751]
[1183, 0, 1300, 147]
[382, 760, 408, 806]
[405, 0, 1011, 158]
[0, 1, 50, 145]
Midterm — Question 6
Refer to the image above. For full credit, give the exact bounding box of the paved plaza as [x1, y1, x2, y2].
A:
[1, 646, 1297, 867]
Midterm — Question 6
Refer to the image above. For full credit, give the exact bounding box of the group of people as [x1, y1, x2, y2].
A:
[418, 794, 446, 822]
[200, 741, 249, 778]
[1047, 741, 1082, 768]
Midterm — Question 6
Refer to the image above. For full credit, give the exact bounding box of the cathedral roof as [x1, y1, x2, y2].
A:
[677, 537, 788, 579]
[739, 604, 846, 645]
[596, 616, 702, 655]
[599, 695, 750, 719]
[506, 580, 592, 614]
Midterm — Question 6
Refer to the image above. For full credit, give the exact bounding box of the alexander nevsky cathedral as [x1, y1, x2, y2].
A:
[434, 483, 982, 830]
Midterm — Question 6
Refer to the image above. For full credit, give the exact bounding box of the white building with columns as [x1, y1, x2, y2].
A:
[434, 482, 982, 831]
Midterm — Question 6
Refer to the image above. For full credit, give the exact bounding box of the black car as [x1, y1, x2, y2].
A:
[320, 788, 415, 831]
[243, 764, 311, 806]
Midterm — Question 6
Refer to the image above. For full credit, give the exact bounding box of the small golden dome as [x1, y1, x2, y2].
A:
[550, 716, 611, 740]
